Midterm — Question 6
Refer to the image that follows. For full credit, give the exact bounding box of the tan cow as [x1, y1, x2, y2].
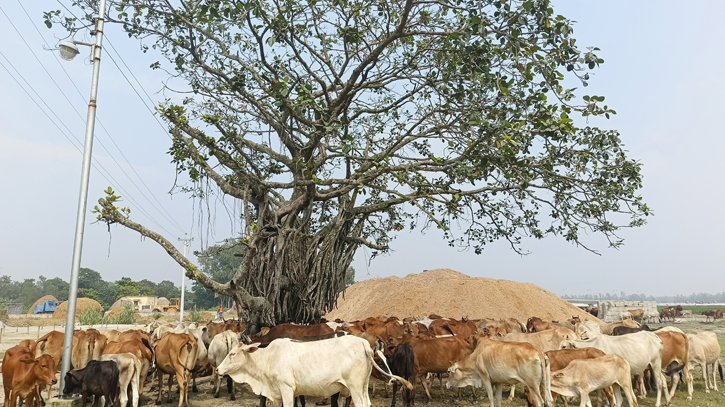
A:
[654, 331, 692, 400]
[549, 355, 638, 407]
[692, 332, 723, 392]
[628, 309, 645, 322]
[100, 352, 142, 407]
[498, 326, 576, 399]
[154, 333, 198, 407]
[103, 330, 123, 343]
[103, 339, 154, 396]
[599, 320, 641, 335]
[71, 329, 108, 369]
[447, 337, 553, 407]
[541, 348, 616, 407]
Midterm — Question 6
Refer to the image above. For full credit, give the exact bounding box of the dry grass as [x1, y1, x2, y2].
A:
[51, 298, 102, 320]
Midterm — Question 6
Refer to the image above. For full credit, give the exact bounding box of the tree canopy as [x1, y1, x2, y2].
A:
[53, 0, 649, 329]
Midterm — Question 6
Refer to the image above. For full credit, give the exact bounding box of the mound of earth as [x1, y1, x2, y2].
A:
[325, 268, 599, 323]
[52, 298, 102, 320]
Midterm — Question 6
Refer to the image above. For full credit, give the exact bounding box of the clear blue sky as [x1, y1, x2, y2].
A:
[1, 1, 723, 297]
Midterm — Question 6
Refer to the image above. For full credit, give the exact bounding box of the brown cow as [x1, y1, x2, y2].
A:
[655, 331, 692, 400]
[660, 308, 675, 322]
[206, 319, 246, 342]
[702, 310, 717, 322]
[429, 318, 477, 338]
[154, 333, 199, 407]
[34, 330, 65, 398]
[2, 347, 57, 407]
[716, 309, 723, 320]
[103, 339, 154, 395]
[18, 340, 36, 350]
[387, 334, 474, 402]
[119, 329, 151, 343]
[254, 323, 334, 343]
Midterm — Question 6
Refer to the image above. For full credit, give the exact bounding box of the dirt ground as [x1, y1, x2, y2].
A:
[1, 321, 725, 407]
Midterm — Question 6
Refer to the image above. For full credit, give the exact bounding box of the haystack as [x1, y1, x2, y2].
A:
[28, 295, 58, 314]
[325, 268, 599, 323]
[157, 297, 170, 305]
[110, 297, 133, 310]
[52, 298, 102, 320]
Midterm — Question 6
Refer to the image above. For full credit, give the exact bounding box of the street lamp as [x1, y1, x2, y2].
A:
[57, 0, 107, 397]
[58, 39, 94, 61]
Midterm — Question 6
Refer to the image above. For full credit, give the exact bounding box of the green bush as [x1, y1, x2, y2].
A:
[190, 306, 202, 323]
[117, 304, 136, 324]
[0, 299, 8, 324]
[79, 308, 103, 325]
[153, 312, 163, 320]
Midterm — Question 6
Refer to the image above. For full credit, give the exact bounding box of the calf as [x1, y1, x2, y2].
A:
[654, 331, 691, 400]
[549, 355, 638, 407]
[100, 353, 142, 407]
[102, 339, 154, 396]
[2, 347, 57, 407]
[378, 344, 415, 407]
[388, 334, 473, 402]
[63, 360, 120, 407]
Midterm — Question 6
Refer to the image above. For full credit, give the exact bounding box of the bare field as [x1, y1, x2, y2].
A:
[0, 320, 724, 407]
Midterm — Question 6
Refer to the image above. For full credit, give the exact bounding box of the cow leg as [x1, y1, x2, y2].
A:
[212, 370, 220, 398]
[281, 389, 295, 407]
[439, 374, 444, 394]
[155, 371, 164, 406]
[227, 376, 235, 401]
[167, 373, 174, 404]
[713, 361, 720, 391]
[419, 374, 433, 404]
[259, 396, 266, 407]
[392, 380, 398, 407]
[131, 369, 140, 407]
[494, 384, 503, 407]
[191, 375, 198, 394]
[508, 385, 516, 401]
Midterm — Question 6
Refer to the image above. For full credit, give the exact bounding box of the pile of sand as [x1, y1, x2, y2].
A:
[28, 295, 58, 314]
[325, 268, 598, 323]
[52, 298, 103, 320]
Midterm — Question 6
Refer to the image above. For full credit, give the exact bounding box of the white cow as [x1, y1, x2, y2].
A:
[573, 331, 669, 407]
[550, 354, 637, 407]
[446, 337, 553, 407]
[208, 330, 239, 399]
[217, 335, 411, 407]
[576, 321, 602, 339]
[644, 311, 660, 324]
[100, 352, 142, 407]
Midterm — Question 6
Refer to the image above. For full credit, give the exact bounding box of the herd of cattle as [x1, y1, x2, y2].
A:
[1, 312, 723, 407]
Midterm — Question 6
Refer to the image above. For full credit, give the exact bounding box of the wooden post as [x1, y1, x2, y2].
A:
[37, 325, 41, 338]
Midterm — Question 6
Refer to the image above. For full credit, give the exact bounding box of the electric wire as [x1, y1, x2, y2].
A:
[5, 1, 187, 235]
[0, 52, 177, 237]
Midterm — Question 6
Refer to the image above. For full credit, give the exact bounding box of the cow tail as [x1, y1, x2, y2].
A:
[718, 360, 724, 383]
[542, 354, 553, 407]
[365, 344, 414, 390]
[141, 338, 154, 361]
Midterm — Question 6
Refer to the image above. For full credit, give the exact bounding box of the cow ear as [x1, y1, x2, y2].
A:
[244, 343, 261, 353]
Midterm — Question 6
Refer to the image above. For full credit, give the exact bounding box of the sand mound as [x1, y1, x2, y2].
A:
[52, 298, 102, 320]
[325, 268, 598, 323]
[28, 295, 58, 314]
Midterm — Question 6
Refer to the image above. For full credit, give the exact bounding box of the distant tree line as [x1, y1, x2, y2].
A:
[562, 291, 725, 303]
[0, 268, 184, 310]
[2, 237, 356, 312]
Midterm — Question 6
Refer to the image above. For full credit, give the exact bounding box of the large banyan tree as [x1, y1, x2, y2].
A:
[51, 0, 649, 330]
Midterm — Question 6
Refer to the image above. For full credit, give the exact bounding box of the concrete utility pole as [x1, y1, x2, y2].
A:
[58, 0, 107, 396]
[178, 234, 193, 323]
